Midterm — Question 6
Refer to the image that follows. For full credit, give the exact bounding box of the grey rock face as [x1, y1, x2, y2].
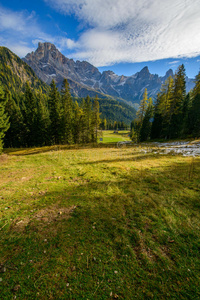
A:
[23, 43, 194, 104]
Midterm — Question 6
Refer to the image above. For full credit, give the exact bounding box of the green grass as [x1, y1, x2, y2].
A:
[99, 130, 131, 143]
[0, 145, 200, 299]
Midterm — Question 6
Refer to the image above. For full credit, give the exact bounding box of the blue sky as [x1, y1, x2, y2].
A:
[1, 0, 200, 78]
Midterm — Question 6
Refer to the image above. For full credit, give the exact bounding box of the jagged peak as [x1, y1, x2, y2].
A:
[139, 66, 150, 74]
[165, 68, 173, 78]
[37, 42, 56, 50]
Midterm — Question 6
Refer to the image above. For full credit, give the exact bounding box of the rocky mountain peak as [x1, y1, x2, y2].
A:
[140, 66, 150, 74]
[165, 68, 173, 78]
[23, 42, 194, 104]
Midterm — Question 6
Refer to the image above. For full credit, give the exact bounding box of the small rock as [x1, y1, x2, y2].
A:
[13, 285, 20, 292]
[0, 266, 6, 273]
[114, 270, 118, 274]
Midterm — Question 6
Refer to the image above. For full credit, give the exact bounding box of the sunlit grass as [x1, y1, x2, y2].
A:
[0, 145, 200, 299]
[99, 130, 131, 143]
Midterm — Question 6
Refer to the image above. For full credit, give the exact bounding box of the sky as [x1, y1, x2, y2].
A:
[1, 0, 200, 78]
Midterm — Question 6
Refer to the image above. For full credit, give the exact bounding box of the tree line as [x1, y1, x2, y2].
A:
[0, 79, 100, 152]
[131, 64, 200, 142]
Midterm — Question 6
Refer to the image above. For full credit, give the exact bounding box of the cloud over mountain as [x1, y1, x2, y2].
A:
[45, 0, 200, 66]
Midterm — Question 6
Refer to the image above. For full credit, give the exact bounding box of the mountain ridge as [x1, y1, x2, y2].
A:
[23, 42, 195, 105]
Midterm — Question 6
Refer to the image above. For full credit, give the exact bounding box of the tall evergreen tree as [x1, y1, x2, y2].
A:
[136, 88, 148, 122]
[83, 95, 92, 143]
[73, 101, 83, 144]
[0, 84, 10, 153]
[92, 95, 101, 142]
[140, 98, 153, 142]
[61, 79, 74, 144]
[170, 64, 186, 138]
[131, 88, 150, 142]
[23, 82, 38, 146]
[188, 72, 200, 137]
[35, 92, 50, 146]
[48, 80, 62, 144]
[4, 88, 24, 148]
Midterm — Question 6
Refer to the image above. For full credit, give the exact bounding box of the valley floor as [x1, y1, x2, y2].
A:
[0, 144, 200, 299]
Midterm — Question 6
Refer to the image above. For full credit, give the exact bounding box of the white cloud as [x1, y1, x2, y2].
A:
[59, 38, 78, 50]
[7, 44, 35, 57]
[168, 61, 180, 65]
[0, 6, 54, 57]
[45, 0, 200, 66]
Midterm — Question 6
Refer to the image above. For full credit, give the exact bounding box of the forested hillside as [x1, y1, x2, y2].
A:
[0, 47, 49, 94]
[74, 97, 136, 125]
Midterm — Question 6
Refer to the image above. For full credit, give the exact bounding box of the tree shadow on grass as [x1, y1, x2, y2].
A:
[77, 152, 167, 165]
[4, 143, 121, 156]
[0, 158, 200, 299]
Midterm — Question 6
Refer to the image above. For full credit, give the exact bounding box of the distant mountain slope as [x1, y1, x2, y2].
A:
[74, 97, 136, 124]
[0, 46, 49, 94]
[23, 42, 195, 104]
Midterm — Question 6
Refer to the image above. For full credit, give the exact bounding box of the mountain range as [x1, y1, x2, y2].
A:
[23, 42, 195, 106]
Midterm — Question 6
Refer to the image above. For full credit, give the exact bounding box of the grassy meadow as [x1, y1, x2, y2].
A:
[0, 141, 200, 299]
[99, 130, 131, 143]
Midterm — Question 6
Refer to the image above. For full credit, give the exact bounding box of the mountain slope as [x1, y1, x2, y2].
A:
[74, 97, 136, 124]
[23, 42, 195, 104]
[0, 46, 49, 94]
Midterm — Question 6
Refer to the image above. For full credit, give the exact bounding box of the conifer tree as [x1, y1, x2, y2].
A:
[83, 95, 92, 143]
[140, 98, 153, 142]
[0, 84, 10, 153]
[48, 80, 62, 144]
[35, 92, 50, 146]
[4, 88, 24, 148]
[73, 101, 83, 144]
[170, 64, 186, 138]
[92, 95, 101, 142]
[61, 79, 74, 144]
[132, 88, 149, 142]
[23, 82, 38, 146]
[136, 88, 148, 123]
[156, 76, 174, 138]
[151, 97, 163, 139]
[188, 72, 200, 137]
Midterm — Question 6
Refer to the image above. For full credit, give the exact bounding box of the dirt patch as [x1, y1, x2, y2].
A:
[0, 154, 8, 163]
[12, 205, 77, 231]
[34, 205, 76, 222]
